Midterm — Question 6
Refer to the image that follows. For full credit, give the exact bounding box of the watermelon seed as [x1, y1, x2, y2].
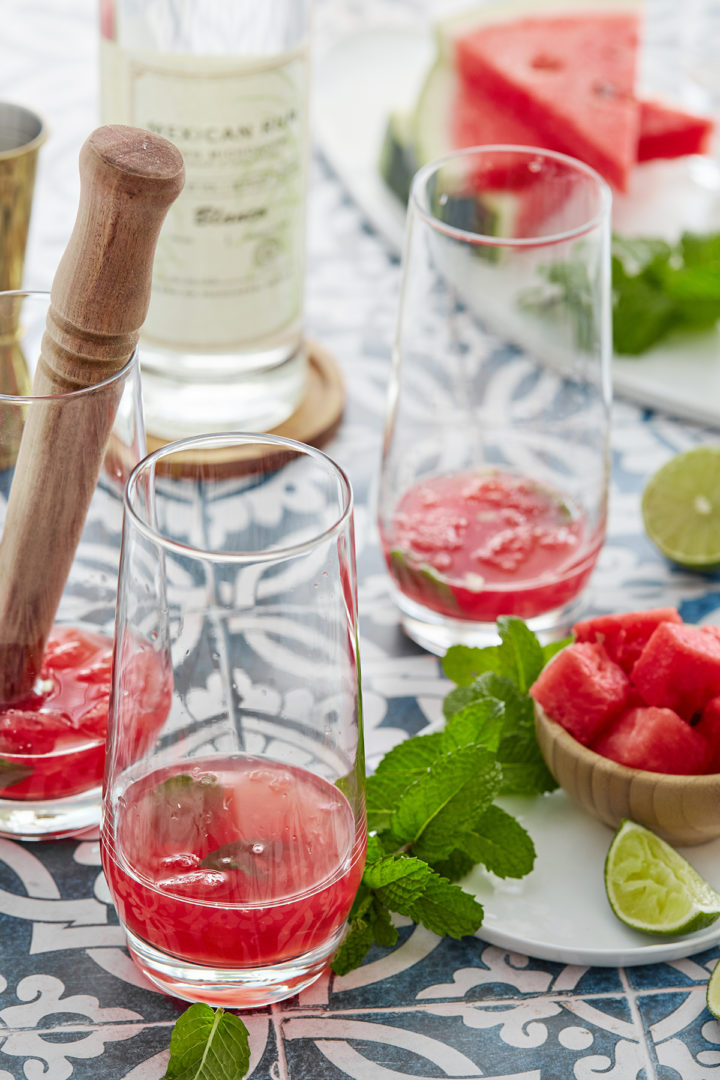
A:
[530, 53, 563, 71]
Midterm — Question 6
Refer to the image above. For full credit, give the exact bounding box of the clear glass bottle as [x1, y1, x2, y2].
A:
[99, 0, 311, 439]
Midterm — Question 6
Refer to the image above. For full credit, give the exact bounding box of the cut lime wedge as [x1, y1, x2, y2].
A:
[708, 960, 720, 1018]
[642, 446, 720, 570]
[604, 819, 720, 936]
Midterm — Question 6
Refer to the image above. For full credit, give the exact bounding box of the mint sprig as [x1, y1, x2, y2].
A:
[519, 230, 720, 356]
[332, 616, 566, 976]
[164, 1003, 249, 1080]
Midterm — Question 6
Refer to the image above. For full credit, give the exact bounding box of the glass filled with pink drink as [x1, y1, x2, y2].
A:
[101, 433, 366, 1008]
[0, 291, 147, 839]
[378, 146, 612, 654]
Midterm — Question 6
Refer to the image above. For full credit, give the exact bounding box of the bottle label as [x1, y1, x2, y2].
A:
[100, 40, 308, 353]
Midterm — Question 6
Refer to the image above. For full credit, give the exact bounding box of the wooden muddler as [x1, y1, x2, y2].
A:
[0, 125, 184, 702]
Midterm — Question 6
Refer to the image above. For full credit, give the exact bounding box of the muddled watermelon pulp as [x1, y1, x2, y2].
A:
[381, 469, 602, 622]
[0, 625, 171, 801]
[102, 757, 366, 970]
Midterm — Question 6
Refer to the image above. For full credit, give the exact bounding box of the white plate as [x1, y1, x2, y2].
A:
[461, 790, 720, 967]
[314, 26, 720, 430]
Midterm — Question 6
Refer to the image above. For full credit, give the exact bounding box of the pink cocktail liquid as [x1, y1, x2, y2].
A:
[381, 469, 603, 622]
[102, 756, 366, 971]
[0, 626, 170, 801]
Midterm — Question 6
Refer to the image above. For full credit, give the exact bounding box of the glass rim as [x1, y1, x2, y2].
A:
[124, 432, 355, 563]
[0, 290, 139, 402]
[410, 144, 612, 248]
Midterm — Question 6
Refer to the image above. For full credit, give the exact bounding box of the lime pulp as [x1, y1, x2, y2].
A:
[604, 819, 720, 936]
[642, 445, 720, 570]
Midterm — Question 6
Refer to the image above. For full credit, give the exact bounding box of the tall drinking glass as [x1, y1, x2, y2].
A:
[0, 291, 145, 838]
[101, 433, 366, 1008]
[378, 146, 612, 655]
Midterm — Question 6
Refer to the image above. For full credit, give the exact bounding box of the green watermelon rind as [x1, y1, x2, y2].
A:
[411, 60, 520, 241]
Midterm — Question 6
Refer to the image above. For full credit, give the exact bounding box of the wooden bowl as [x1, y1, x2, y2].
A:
[534, 704, 720, 847]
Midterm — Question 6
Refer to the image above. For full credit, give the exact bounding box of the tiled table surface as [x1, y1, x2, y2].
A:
[3, 1, 720, 1077]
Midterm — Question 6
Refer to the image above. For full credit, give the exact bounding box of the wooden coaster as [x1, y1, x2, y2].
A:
[142, 341, 346, 478]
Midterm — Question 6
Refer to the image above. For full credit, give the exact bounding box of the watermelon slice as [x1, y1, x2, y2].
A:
[638, 100, 715, 162]
[572, 607, 682, 673]
[631, 622, 720, 721]
[530, 642, 630, 745]
[591, 705, 711, 775]
[453, 11, 641, 191]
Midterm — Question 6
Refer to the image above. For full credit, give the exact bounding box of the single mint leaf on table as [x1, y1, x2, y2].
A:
[388, 744, 502, 860]
[164, 1003, 250, 1080]
[0, 757, 33, 788]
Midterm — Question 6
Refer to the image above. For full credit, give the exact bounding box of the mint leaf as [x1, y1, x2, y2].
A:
[164, 1004, 249, 1080]
[459, 804, 536, 879]
[389, 744, 502, 860]
[442, 643, 503, 688]
[200, 839, 281, 875]
[442, 696, 505, 753]
[0, 757, 33, 788]
[365, 732, 445, 832]
[457, 671, 556, 795]
[496, 616, 547, 691]
[426, 848, 475, 882]
[331, 916, 375, 976]
[364, 856, 484, 938]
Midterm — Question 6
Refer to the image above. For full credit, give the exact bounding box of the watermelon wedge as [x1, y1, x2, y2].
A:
[453, 11, 641, 191]
[637, 100, 715, 162]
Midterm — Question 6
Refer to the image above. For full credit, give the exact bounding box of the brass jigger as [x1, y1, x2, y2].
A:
[0, 125, 185, 703]
[0, 103, 48, 466]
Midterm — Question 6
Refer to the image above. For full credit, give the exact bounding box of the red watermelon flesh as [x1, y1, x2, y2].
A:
[631, 622, 720, 721]
[591, 705, 711, 775]
[572, 607, 682, 673]
[529, 642, 629, 745]
[454, 12, 641, 191]
[696, 695, 720, 773]
[638, 100, 715, 161]
[452, 71, 714, 168]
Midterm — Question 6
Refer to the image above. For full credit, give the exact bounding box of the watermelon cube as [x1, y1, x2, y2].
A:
[591, 706, 711, 775]
[572, 607, 682, 673]
[530, 642, 629, 745]
[696, 695, 720, 773]
[631, 622, 720, 720]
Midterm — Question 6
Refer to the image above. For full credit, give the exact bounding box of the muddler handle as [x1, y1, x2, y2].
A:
[0, 125, 184, 702]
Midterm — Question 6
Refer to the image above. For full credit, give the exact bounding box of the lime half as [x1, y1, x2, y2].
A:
[642, 445, 720, 569]
[604, 820, 720, 936]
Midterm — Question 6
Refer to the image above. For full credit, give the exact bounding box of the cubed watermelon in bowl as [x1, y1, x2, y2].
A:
[530, 609, 720, 846]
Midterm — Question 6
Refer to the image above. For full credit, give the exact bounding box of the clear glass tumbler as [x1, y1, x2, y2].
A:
[378, 146, 612, 655]
[101, 433, 366, 1008]
[0, 291, 145, 838]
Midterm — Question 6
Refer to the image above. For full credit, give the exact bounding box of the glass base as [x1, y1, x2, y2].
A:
[123, 921, 348, 1008]
[0, 786, 102, 840]
[140, 341, 309, 440]
[395, 590, 585, 656]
